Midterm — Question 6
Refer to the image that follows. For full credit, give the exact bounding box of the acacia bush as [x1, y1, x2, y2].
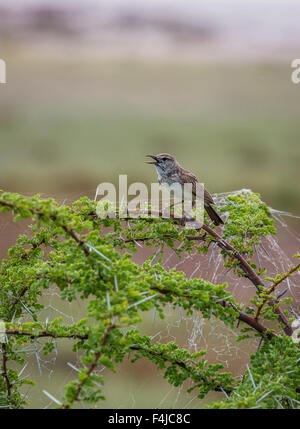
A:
[0, 190, 299, 409]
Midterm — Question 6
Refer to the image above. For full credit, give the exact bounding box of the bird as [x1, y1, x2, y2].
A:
[146, 153, 224, 226]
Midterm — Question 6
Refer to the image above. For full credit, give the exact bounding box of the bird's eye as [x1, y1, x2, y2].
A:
[162, 157, 168, 161]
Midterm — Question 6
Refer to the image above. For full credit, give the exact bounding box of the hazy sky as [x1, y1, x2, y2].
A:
[1, 0, 300, 59]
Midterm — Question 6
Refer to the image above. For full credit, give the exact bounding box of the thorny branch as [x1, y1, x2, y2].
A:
[4, 330, 88, 340]
[1, 344, 12, 400]
[0, 200, 89, 256]
[129, 345, 233, 395]
[122, 209, 294, 336]
[62, 323, 116, 409]
[0, 199, 92, 401]
[255, 262, 300, 320]
[0, 195, 299, 408]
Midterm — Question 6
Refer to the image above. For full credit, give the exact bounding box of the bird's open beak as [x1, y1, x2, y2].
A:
[145, 155, 159, 164]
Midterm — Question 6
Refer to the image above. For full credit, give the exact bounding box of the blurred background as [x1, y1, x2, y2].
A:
[0, 0, 300, 409]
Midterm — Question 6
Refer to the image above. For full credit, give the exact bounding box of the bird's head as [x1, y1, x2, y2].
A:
[145, 153, 179, 174]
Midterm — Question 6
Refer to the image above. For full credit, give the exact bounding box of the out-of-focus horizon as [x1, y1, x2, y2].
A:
[1, 0, 300, 212]
[1, 0, 300, 61]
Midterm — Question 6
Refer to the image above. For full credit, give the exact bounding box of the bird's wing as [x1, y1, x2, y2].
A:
[178, 169, 215, 205]
[203, 187, 215, 206]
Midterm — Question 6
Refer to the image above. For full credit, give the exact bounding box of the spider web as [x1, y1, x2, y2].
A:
[0, 189, 299, 408]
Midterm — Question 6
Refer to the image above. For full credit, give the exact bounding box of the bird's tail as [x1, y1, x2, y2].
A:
[205, 204, 224, 226]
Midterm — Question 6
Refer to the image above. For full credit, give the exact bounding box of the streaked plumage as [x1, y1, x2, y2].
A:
[146, 153, 223, 226]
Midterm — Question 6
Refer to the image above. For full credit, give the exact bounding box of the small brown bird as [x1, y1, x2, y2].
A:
[146, 153, 223, 226]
